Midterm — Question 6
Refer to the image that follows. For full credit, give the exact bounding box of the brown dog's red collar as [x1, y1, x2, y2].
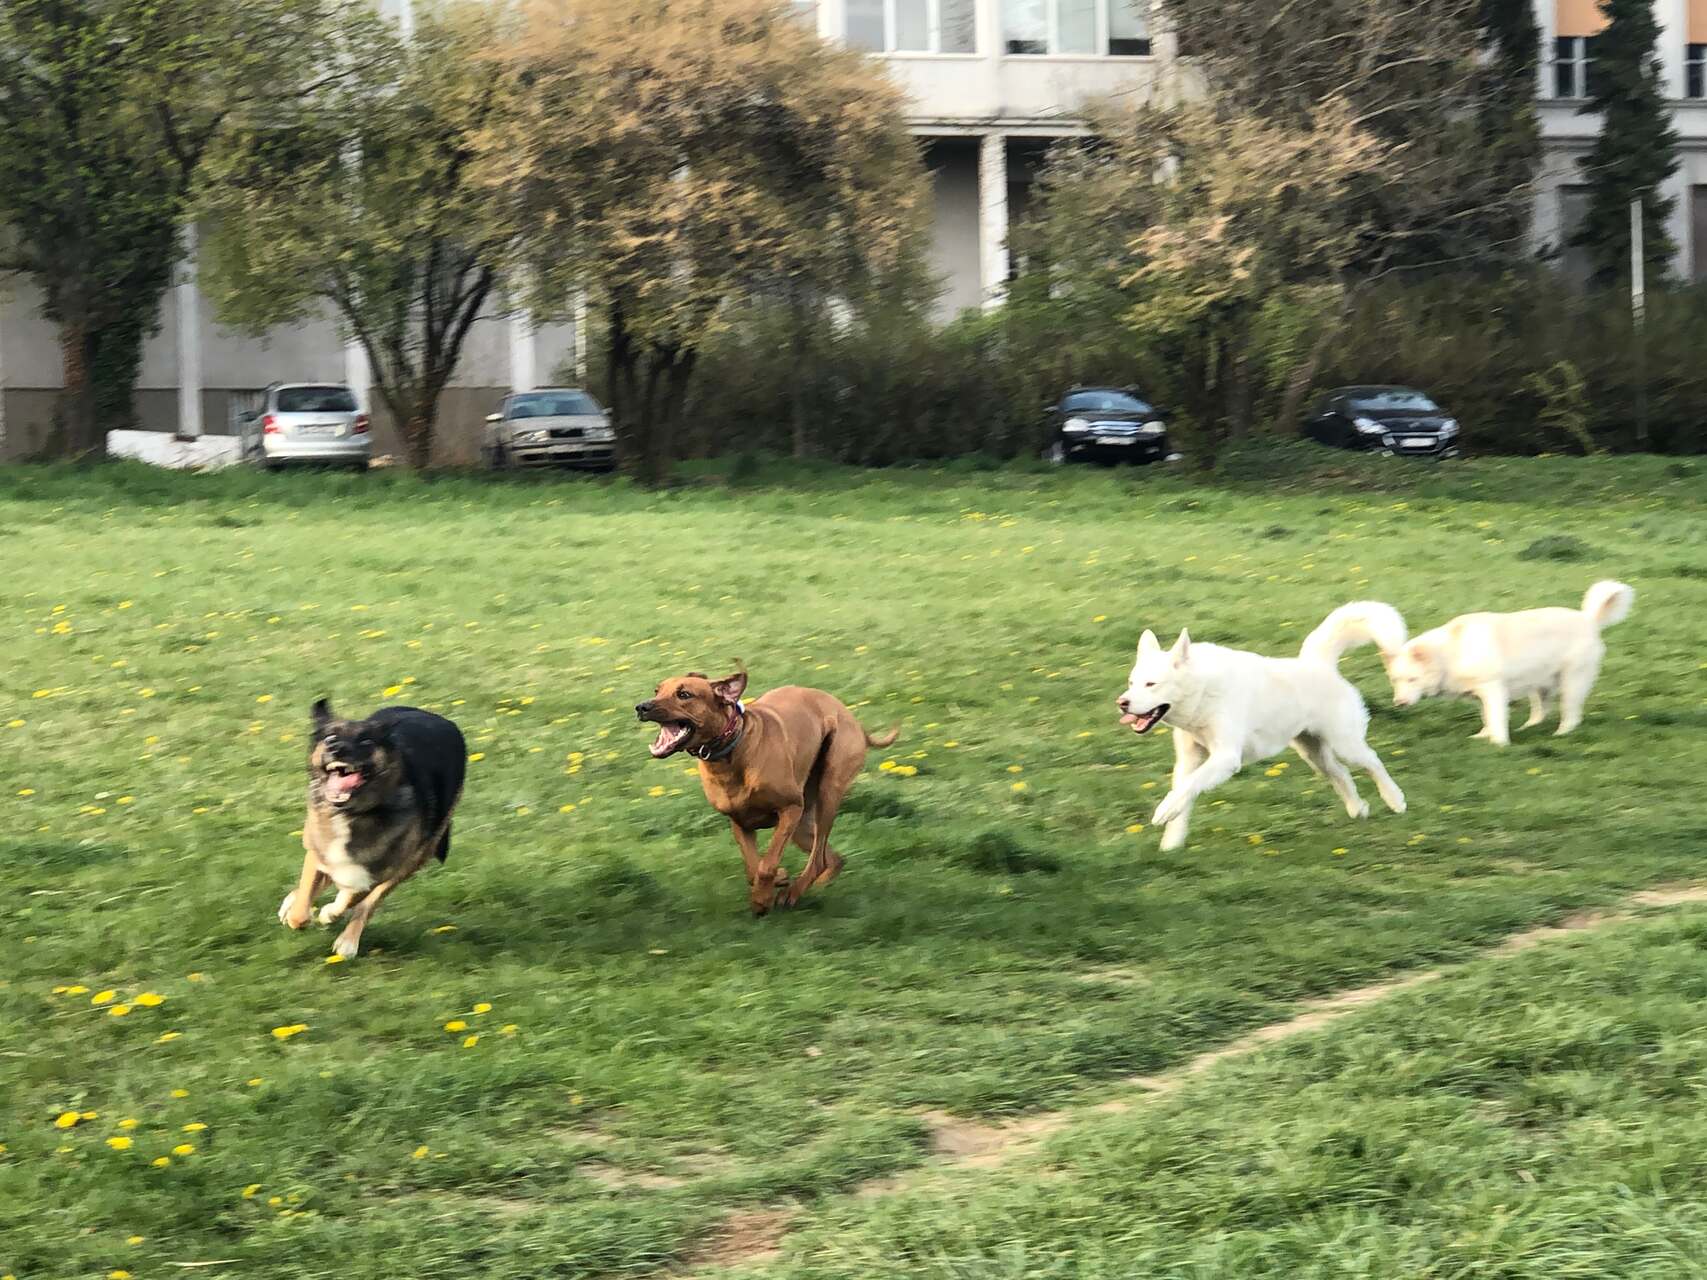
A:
[691, 703, 746, 762]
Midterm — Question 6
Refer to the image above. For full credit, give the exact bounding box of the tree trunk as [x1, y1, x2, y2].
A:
[788, 291, 813, 460]
[54, 322, 106, 460]
[399, 398, 437, 470]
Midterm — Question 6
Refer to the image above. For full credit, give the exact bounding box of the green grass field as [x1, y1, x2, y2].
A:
[3, 447, 1704, 1279]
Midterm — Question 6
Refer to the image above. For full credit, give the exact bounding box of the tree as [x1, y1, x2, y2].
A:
[1158, 0, 1542, 274]
[1571, 0, 1681, 288]
[482, 0, 927, 485]
[199, 3, 514, 469]
[1030, 100, 1386, 464]
[0, 0, 354, 459]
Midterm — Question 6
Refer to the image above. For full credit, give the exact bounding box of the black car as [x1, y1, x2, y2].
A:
[1305, 386, 1462, 459]
[1044, 386, 1172, 464]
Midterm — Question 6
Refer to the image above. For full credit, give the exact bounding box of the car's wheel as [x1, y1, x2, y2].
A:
[1042, 441, 1066, 465]
[487, 441, 510, 471]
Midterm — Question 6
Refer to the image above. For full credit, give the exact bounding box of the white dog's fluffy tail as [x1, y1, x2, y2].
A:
[1581, 580, 1635, 629]
[1299, 601, 1408, 667]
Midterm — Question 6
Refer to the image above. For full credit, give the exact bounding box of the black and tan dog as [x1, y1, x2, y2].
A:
[277, 698, 466, 958]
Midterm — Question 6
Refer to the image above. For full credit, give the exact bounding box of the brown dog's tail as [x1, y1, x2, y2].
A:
[864, 722, 901, 749]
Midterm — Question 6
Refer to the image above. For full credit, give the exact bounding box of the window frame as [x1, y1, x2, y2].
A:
[849, 0, 978, 55]
[1552, 34, 1600, 100]
[1003, 0, 1152, 58]
[1686, 43, 1706, 100]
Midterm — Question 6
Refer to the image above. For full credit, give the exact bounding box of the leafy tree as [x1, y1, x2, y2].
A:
[1030, 100, 1385, 464]
[199, 3, 513, 469]
[1571, 0, 1680, 288]
[482, 0, 927, 485]
[0, 0, 353, 458]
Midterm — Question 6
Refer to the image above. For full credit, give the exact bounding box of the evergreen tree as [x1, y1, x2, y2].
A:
[1571, 0, 1680, 288]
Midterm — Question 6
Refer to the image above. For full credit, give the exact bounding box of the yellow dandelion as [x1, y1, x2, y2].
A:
[172, 1143, 194, 1156]
[92, 989, 117, 1005]
[432, 924, 457, 934]
[18, 789, 34, 797]
[247, 1078, 264, 1088]
[154, 1031, 181, 1044]
[412, 1144, 429, 1159]
[501, 1024, 519, 1035]
[467, 752, 485, 762]
[119, 1118, 139, 1130]
[110, 1270, 133, 1278]
[151, 1156, 171, 1168]
[243, 1184, 262, 1197]
[7, 718, 24, 728]
[383, 685, 403, 696]
[569, 1093, 584, 1106]
[106, 1136, 134, 1151]
[647, 785, 665, 797]
[325, 954, 346, 965]
[1125, 823, 1145, 834]
[472, 1002, 492, 1015]
[270, 1024, 309, 1040]
[134, 992, 164, 1007]
[170, 1088, 189, 1098]
[444, 1019, 468, 1032]
[1248, 834, 1264, 846]
[1006, 765, 1023, 774]
[54, 1111, 81, 1129]
[462, 1034, 479, 1048]
[81, 1110, 99, 1120]
[182, 1122, 207, 1133]
[117, 795, 134, 805]
[127, 1235, 144, 1245]
[267, 1196, 283, 1206]
[558, 803, 577, 814]
[1010, 781, 1028, 793]
[1332, 847, 1349, 855]
[108, 1004, 133, 1017]
[66, 984, 89, 995]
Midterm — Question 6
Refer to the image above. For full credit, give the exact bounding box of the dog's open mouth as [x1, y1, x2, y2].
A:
[649, 721, 694, 759]
[322, 762, 365, 803]
[1120, 704, 1170, 734]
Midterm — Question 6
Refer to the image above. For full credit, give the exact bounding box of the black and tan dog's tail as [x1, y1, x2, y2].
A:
[864, 723, 901, 749]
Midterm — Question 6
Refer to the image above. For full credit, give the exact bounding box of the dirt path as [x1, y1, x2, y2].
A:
[674, 884, 1707, 1273]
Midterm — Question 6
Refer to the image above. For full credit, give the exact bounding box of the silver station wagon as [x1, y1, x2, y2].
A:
[246, 383, 371, 471]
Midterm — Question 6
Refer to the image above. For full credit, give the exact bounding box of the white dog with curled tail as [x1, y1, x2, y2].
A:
[1117, 603, 1409, 851]
[1384, 580, 1634, 746]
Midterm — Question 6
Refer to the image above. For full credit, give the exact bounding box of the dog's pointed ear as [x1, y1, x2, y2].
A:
[1171, 629, 1192, 664]
[1137, 629, 1161, 660]
[711, 669, 747, 705]
[311, 698, 334, 735]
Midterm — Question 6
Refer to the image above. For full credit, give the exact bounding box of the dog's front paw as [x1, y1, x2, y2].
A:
[316, 901, 345, 927]
[331, 931, 361, 960]
[1347, 798, 1370, 820]
[1158, 828, 1188, 852]
[1151, 792, 1188, 828]
[278, 893, 310, 930]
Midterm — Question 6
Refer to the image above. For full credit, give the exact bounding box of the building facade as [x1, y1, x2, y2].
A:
[2, 1, 1704, 458]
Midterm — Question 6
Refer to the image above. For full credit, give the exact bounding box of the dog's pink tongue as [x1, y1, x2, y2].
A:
[1119, 713, 1140, 727]
[328, 771, 363, 797]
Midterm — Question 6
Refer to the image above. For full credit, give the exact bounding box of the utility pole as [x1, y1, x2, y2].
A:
[1630, 198, 1648, 449]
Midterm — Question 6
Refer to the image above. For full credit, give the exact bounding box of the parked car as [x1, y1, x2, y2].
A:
[1304, 386, 1462, 459]
[243, 383, 370, 471]
[1043, 386, 1172, 464]
[483, 388, 617, 471]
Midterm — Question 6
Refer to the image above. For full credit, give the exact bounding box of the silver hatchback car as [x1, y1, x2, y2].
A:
[483, 388, 617, 471]
[248, 383, 371, 471]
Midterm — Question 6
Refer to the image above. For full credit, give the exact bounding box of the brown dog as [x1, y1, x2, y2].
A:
[636, 670, 898, 915]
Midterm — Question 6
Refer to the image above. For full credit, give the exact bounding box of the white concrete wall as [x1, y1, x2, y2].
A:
[926, 140, 985, 319]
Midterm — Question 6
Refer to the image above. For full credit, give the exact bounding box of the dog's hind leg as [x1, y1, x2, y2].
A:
[1158, 731, 1206, 851]
[1293, 734, 1368, 819]
[1521, 690, 1548, 730]
[1554, 653, 1600, 735]
[782, 733, 862, 907]
[1335, 738, 1406, 814]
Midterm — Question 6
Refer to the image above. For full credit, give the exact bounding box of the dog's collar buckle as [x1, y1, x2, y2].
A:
[692, 703, 745, 763]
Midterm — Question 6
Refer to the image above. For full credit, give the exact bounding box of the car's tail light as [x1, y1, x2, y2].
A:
[352, 414, 370, 435]
[261, 414, 279, 434]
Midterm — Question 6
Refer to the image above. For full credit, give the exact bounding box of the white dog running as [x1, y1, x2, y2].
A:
[1118, 603, 1409, 851]
[1384, 580, 1634, 745]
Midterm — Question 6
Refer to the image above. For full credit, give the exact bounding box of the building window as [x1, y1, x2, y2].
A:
[1003, 0, 1150, 56]
[847, 0, 976, 53]
[1687, 44, 1706, 99]
[1553, 35, 1600, 99]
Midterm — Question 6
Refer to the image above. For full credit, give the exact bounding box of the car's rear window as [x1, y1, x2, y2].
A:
[276, 386, 357, 413]
[509, 392, 601, 418]
[1063, 390, 1153, 414]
